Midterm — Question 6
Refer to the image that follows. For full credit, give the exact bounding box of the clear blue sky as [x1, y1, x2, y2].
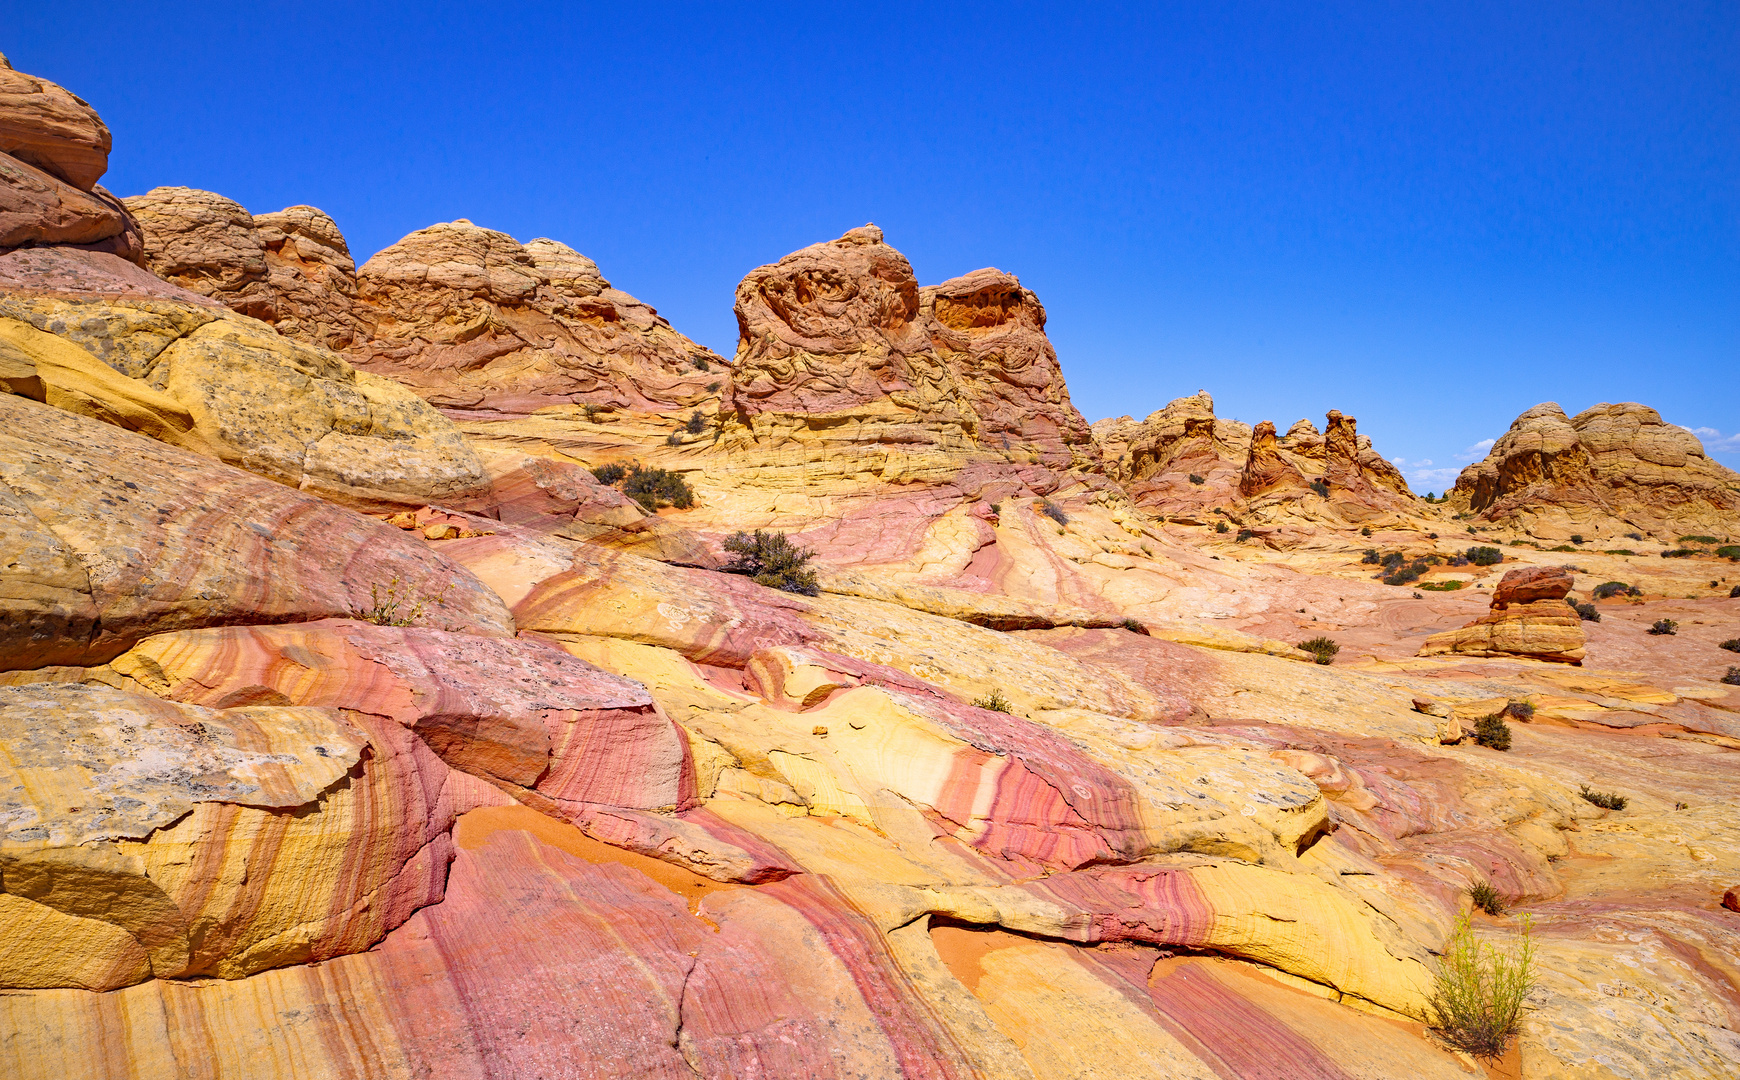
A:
[11, 2, 1737, 488]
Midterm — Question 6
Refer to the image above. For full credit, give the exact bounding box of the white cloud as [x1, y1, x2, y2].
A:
[1687, 427, 1740, 453]
[1455, 438, 1495, 462]
[1405, 466, 1463, 489]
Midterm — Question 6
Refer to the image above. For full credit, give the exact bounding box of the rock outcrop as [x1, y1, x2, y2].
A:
[0, 60, 139, 261]
[1238, 419, 1309, 498]
[1449, 401, 1740, 539]
[1418, 565, 1586, 663]
[348, 219, 725, 418]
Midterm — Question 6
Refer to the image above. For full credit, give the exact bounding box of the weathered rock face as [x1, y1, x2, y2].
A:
[725, 225, 1093, 471]
[253, 204, 361, 349]
[0, 61, 139, 261]
[1450, 401, 1740, 539]
[1418, 565, 1586, 663]
[0, 394, 512, 670]
[123, 187, 275, 318]
[1239, 419, 1308, 498]
[0, 246, 489, 509]
[347, 219, 724, 418]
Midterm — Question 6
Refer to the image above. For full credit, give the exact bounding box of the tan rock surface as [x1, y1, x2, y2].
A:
[1450, 400, 1740, 539]
[0, 61, 111, 191]
[1419, 566, 1587, 663]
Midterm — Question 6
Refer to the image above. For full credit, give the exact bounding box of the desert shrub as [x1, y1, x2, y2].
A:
[1473, 713, 1512, 751]
[1467, 881, 1506, 917]
[1420, 581, 1465, 591]
[1732, 585, 1740, 598]
[1592, 581, 1639, 600]
[1449, 554, 1469, 567]
[1428, 532, 1439, 540]
[591, 461, 630, 486]
[1428, 914, 1537, 1060]
[1235, 528, 1255, 542]
[721, 529, 819, 595]
[1723, 667, 1740, 686]
[352, 577, 447, 628]
[1120, 617, 1144, 633]
[972, 689, 1014, 713]
[1361, 549, 1381, 564]
[1502, 701, 1535, 723]
[1602, 549, 1636, 556]
[1716, 545, 1740, 560]
[705, 380, 722, 392]
[1661, 549, 1699, 558]
[1648, 618, 1678, 636]
[1466, 525, 1477, 534]
[623, 465, 696, 511]
[1215, 520, 1229, 534]
[1465, 546, 1504, 566]
[1625, 532, 1644, 541]
[691, 356, 711, 372]
[581, 402, 605, 422]
[1039, 500, 1069, 526]
[1384, 565, 1425, 586]
[1678, 534, 1720, 545]
[1361, 526, 1372, 537]
[1578, 784, 1627, 811]
[1570, 534, 1584, 544]
[1298, 636, 1340, 665]
[1570, 600, 1600, 622]
[1549, 544, 1577, 553]
[1720, 639, 1740, 653]
[1381, 552, 1405, 567]
[1310, 478, 1330, 498]
[684, 411, 707, 434]
[1188, 473, 1205, 485]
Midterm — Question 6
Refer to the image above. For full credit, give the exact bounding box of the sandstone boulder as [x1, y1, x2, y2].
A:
[123, 186, 274, 317]
[1449, 401, 1740, 539]
[1239, 419, 1308, 498]
[0, 60, 110, 190]
[0, 62, 140, 261]
[1418, 565, 1586, 663]
[348, 219, 724, 418]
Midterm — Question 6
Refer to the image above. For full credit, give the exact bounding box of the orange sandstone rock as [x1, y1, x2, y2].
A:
[1418, 565, 1586, 663]
[1239, 419, 1309, 498]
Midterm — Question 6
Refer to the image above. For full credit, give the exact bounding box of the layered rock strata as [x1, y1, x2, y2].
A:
[1418, 565, 1587, 664]
[1449, 400, 1740, 539]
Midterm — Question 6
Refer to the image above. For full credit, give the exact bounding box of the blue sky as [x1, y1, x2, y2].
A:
[11, 2, 1736, 488]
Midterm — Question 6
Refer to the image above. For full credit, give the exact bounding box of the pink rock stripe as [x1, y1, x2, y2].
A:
[1088, 948, 1358, 1080]
[1023, 866, 1219, 946]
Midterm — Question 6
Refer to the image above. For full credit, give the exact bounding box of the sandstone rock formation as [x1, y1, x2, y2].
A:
[348, 219, 725, 417]
[0, 60, 139, 261]
[2, 59, 1738, 1080]
[1449, 400, 1740, 539]
[1418, 565, 1587, 663]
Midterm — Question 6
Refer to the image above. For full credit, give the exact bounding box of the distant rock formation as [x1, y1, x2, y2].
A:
[0, 58, 140, 261]
[1239, 420, 1308, 498]
[1418, 565, 1586, 664]
[1448, 401, 1740, 540]
[1095, 391, 1251, 512]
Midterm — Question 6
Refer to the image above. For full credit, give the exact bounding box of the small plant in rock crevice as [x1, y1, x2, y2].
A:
[1216, 520, 1229, 534]
[352, 576, 449, 627]
[1722, 667, 1740, 686]
[1427, 914, 1537, 1060]
[591, 461, 629, 486]
[1592, 581, 1640, 600]
[971, 689, 1014, 713]
[684, 411, 707, 435]
[1570, 600, 1600, 622]
[1120, 618, 1145, 633]
[1648, 618, 1678, 636]
[1187, 473, 1205, 485]
[1719, 639, 1740, 653]
[1039, 500, 1069, 526]
[1578, 785, 1627, 811]
[721, 530, 819, 595]
[1297, 636, 1340, 665]
[1310, 478, 1330, 498]
[1466, 881, 1506, 917]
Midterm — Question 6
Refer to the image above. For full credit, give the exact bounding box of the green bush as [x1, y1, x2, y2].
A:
[1732, 585, 1740, 598]
[1310, 478, 1330, 497]
[721, 530, 818, 595]
[1361, 526, 1372, 536]
[1578, 784, 1627, 811]
[1215, 520, 1229, 534]
[1570, 534, 1584, 544]
[1039, 500, 1069, 526]
[1467, 881, 1506, 917]
[1678, 534, 1721, 545]
[1592, 581, 1640, 600]
[691, 356, 711, 372]
[1420, 581, 1465, 591]
[623, 465, 696, 511]
[1235, 528, 1256, 542]
[1119, 617, 1144, 633]
[1361, 549, 1381, 564]
[684, 411, 707, 434]
[1571, 600, 1600, 622]
[1428, 914, 1537, 1060]
[1473, 713, 1512, 750]
[972, 689, 1014, 713]
[1297, 636, 1340, 665]
[1465, 546, 1504, 566]
[1648, 618, 1677, 636]
[1716, 545, 1740, 560]
[1601, 549, 1636, 556]
[705, 380, 722, 393]
[1187, 473, 1205, 485]
[591, 461, 630, 486]
[1719, 639, 1740, 653]
[1660, 548, 1697, 558]
[1503, 701, 1535, 723]
[1723, 667, 1740, 686]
